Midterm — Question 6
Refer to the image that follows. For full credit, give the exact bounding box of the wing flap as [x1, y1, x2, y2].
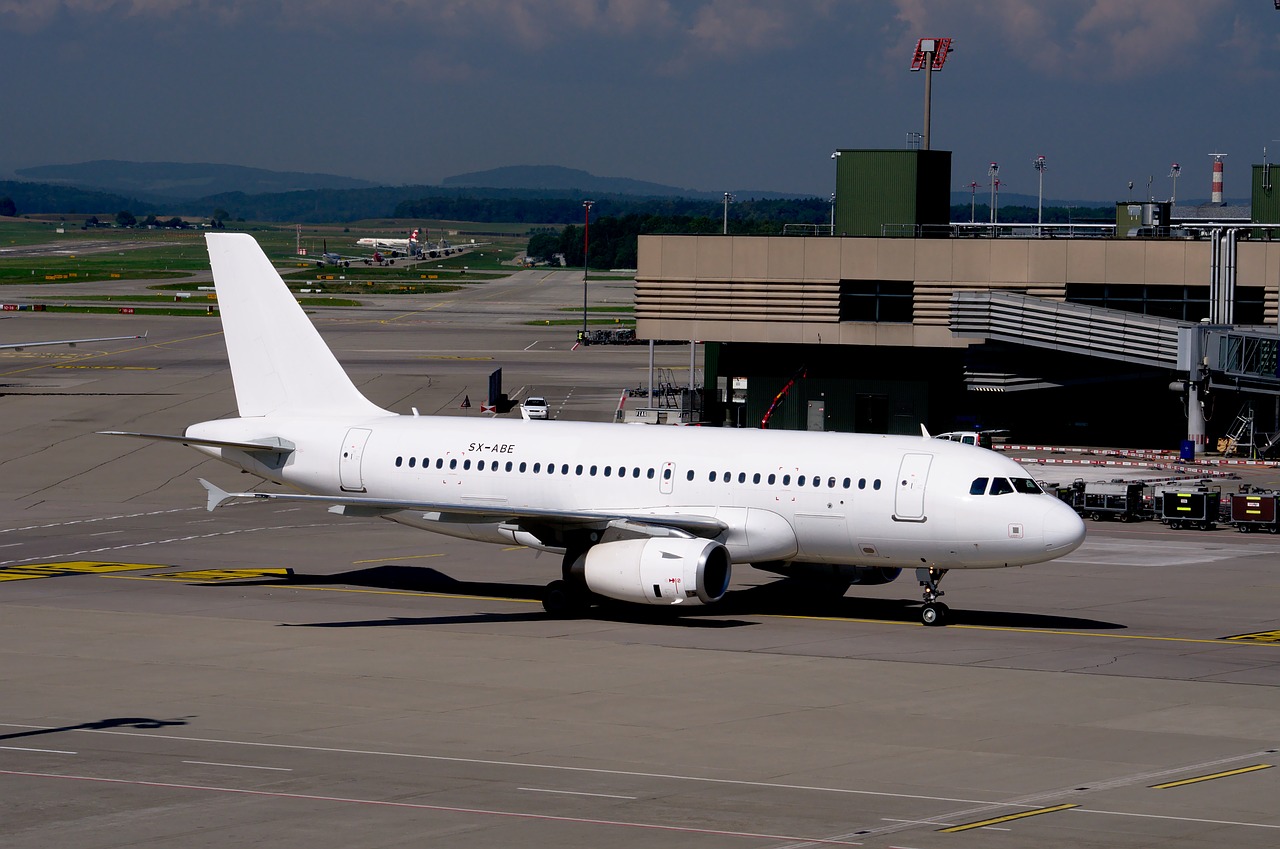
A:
[195, 479, 726, 536]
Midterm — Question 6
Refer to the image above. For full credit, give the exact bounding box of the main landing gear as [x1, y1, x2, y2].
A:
[916, 566, 950, 626]
[541, 544, 594, 618]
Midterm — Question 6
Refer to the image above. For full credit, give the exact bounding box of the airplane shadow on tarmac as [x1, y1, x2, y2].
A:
[214, 565, 1125, 632]
[0, 716, 190, 742]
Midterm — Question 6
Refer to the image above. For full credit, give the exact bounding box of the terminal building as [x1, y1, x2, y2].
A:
[634, 149, 1280, 449]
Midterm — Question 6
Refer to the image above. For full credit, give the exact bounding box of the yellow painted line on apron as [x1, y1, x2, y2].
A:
[1150, 764, 1273, 789]
[939, 803, 1078, 833]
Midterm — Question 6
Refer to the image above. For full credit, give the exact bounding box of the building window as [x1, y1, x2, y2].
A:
[1066, 283, 1213, 322]
[839, 280, 913, 323]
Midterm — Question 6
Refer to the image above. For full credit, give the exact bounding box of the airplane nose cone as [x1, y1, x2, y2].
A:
[1044, 500, 1086, 555]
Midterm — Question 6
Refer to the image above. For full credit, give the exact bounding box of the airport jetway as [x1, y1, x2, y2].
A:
[951, 291, 1280, 454]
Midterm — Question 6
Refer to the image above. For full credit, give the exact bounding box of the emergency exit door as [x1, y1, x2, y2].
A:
[893, 453, 932, 521]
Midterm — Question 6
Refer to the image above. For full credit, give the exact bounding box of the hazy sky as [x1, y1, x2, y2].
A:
[2, 1, 1277, 202]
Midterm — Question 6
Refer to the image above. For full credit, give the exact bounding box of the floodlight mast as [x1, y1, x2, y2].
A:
[1169, 162, 1181, 205]
[1033, 155, 1047, 231]
[988, 162, 1000, 225]
[910, 37, 952, 151]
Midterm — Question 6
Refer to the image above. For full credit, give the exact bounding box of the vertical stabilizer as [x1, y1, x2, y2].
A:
[206, 233, 389, 418]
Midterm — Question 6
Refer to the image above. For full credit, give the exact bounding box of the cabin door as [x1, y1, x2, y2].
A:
[339, 427, 373, 492]
[893, 453, 932, 521]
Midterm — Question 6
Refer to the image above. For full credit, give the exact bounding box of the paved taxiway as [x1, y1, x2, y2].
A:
[2, 272, 1279, 848]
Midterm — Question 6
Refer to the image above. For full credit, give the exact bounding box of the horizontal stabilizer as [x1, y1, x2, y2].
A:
[99, 431, 296, 454]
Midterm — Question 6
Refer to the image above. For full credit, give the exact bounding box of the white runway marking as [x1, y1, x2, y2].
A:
[0, 746, 77, 755]
[0, 507, 199, 535]
[519, 787, 638, 800]
[183, 761, 293, 772]
[0, 523, 331, 567]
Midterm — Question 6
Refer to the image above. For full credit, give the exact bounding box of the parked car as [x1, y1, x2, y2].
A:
[522, 396, 549, 420]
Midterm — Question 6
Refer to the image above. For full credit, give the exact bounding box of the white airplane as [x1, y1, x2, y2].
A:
[103, 233, 1085, 626]
[2, 333, 145, 352]
[356, 229, 422, 258]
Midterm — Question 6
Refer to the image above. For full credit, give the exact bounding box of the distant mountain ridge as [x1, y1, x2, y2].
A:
[14, 160, 378, 201]
[443, 164, 809, 200]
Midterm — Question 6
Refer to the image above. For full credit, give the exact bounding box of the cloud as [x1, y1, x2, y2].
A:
[890, 0, 1234, 80]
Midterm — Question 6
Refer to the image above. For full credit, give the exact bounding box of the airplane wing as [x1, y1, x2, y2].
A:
[0, 333, 145, 352]
[197, 478, 727, 537]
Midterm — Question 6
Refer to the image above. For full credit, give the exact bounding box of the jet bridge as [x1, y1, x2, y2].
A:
[951, 292, 1280, 453]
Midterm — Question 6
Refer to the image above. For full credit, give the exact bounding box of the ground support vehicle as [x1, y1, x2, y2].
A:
[1227, 491, 1280, 533]
[1160, 488, 1221, 530]
[1081, 481, 1149, 522]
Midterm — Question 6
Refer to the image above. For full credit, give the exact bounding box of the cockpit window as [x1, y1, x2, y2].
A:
[1012, 477, 1042, 494]
[969, 477, 988, 496]
[989, 477, 1014, 495]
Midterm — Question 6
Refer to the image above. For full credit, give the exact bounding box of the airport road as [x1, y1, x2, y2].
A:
[2, 296, 1279, 848]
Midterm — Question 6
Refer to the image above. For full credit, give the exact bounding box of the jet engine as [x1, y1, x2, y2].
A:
[578, 538, 731, 606]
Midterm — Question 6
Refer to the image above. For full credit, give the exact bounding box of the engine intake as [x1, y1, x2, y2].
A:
[581, 537, 731, 606]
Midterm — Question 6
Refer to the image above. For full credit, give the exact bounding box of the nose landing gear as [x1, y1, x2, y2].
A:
[916, 566, 949, 626]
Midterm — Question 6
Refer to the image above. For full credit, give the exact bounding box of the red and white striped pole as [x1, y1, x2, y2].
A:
[1209, 154, 1226, 204]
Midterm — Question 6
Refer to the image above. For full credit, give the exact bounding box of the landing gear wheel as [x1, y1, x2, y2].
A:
[542, 579, 588, 618]
[915, 566, 950, 627]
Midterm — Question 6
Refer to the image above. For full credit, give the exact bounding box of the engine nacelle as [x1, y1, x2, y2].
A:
[580, 537, 731, 606]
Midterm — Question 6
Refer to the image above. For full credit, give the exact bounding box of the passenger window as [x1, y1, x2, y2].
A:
[633, 468, 641, 478]
[395, 457, 403, 467]
[505, 461, 513, 472]
[783, 475, 791, 485]
[423, 458, 430, 468]
[798, 475, 806, 486]
[646, 468, 654, 479]
[603, 466, 611, 477]
[477, 460, 485, 471]
[519, 462, 527, 472]
[575, 464, 583, 475]
[463, 459, 471, 470]
[435, 458, 443, 469]
[873, 479, 881, 490]
[534, 462, 542, 473]
[561, 464, 569, 475]
[842, 477, 850, 488]
[408, 457, 415, 468]
[590, 465, 598, 476]
[738, 472, 746, 484]
[753, 473, 761, 484]
[858, 478, 866, 489]
[828, 477, 836, 488]
[768, 473, 776, 485]
[449, 459, 458, 470]
[686, 470, 694, 481]
[990, 478, 1014, 495]
[663, 468, 672, 480]
[970, 477, 988, 496]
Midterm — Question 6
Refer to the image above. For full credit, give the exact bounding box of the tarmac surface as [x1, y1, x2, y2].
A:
[2, 268, 1279, 848]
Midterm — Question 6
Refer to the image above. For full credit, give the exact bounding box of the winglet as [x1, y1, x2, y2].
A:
[920, 423, 932, 439]
[198, 478, 234, 512]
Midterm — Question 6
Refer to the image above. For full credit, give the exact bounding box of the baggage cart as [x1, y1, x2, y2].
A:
[1160, 488, 1220, 530]
[1228, 491, 1280, 533]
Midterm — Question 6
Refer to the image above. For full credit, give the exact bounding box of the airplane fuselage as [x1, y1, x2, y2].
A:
[187, 414, 1084, 573]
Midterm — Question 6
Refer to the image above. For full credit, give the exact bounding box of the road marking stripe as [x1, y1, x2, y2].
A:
[182, 761, 293, 772]
[939, 804, 1077, 833]
[0, 770, 863, 846]
[351, 553, 444, 564]
[1150, 764, 1273, 789]
[519, 787, 637, 799]
[0, 746, 77, 754]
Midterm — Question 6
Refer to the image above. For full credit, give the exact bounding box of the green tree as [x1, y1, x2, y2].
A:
[0, 196, 15, 216]
[525, 232, 560, 262]
[116, 210, 137, 227]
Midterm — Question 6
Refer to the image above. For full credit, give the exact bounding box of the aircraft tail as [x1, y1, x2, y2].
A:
[205, 233, 389, 419]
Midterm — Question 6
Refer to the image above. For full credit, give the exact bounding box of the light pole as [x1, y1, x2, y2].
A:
[581, 199, 594, 339]
[830, 151, 841, 234]
[1033, 155, 1046, 231]
[988, 162, 999, 226]
[1169, 162, 1181, 206]
[910, 37, 952, 151]
[966, 180, 980, 223]
[722, 192, 734, 235]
